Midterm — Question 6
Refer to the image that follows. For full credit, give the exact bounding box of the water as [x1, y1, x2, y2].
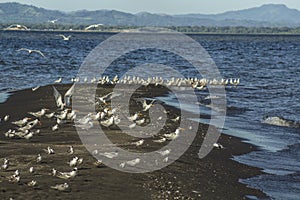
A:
[0, 31, 299, 199]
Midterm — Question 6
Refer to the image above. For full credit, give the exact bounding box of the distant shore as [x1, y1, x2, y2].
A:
[2, 27, 300, 36]
[0, 84, 268, 199]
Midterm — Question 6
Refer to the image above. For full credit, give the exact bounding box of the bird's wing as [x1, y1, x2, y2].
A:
[100, 92, 113, 101]
[17, 48, 29, 52]
[33, 50, 46, 57]
[64, 84, 75, 106]
[52, 86, 63, 108]
[58, 34, 66, 39]
[142, 100, 148, 108]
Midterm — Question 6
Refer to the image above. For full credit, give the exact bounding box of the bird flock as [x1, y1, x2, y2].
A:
[0, 75, 230, 199]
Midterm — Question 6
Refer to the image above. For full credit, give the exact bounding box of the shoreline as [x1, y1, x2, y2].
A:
[2, 29, 300, 36]
[0, 84, 268, 199]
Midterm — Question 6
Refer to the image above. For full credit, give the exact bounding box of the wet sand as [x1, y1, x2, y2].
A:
[0, 84, 267, 200]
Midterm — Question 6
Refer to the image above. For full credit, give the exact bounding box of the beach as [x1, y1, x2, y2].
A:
[0, 84, 267, 200]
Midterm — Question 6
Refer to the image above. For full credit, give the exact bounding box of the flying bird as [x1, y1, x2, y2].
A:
[57, 34, 71, 41]
[17, 48, 46, 58]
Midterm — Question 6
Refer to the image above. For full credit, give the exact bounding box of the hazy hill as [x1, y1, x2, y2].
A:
[0, 2, 300, 27]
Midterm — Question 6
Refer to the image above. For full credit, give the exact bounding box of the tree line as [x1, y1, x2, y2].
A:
[1, 23, 300, 34]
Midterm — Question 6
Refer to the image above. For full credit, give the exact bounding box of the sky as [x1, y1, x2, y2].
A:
[1, 0, 300, 14]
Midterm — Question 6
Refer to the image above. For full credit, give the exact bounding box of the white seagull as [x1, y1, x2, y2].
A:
[57, 34, 71, 41]
[51, 183, 69, 191]
[52, 84, 75, 109]
[17, 48, 46, 58]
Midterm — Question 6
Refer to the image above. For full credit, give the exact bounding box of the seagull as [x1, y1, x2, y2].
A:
[68, 157, 82, 167]
[52, 124, 59, 131]
[171, 116, 180, 122]
[142, 100, 155, 111]
[32, 86, 40, 92]
[100, 116, 114, 127]
[45, 112, 55, 119]
[8, 175, 20, 183]
[163, 127, 184, 140]
[29, 167, 34, 173]
[57, 34, 71, 41]
[93, 160, 103, 168]
[56, 168, 78, 179]
[49, 19, 59, 24]
[51, 168, 57, 176]
[6, 24, 29, 30]
[52, 84, 75, 109]
[157, 149, 171, 156]
[68, 157, 78, 167]
[84, 24, 103, 30]
[1, 159, 9, 170]
[17, 48, 46, 58]
[68, 146, 74, 154]
[12, 117, 31, 127]
[128, 113, 139, 122]
[51, 183, 69, 191]
[4, 115, 9, 122]
[24, 132, 34, 140]
[54, 77, 62, 83]
[29, 108, 48, 118]
[120, 158, 141, 168]
[27, 180, 37, 187]
[44, 146, 55, 154]
[75, 121, 93, 130]
[153, 137, 166, 143]
[99, 152, 118, 159]
[132, 139, 144, 147]
[135, 118, 145, 125]
[14, 170, 19, 176]
[98, 92, 121, 104]
[213, 143, 224, 149]
[36, 154, 42, 163]
[129, 123, 136, 129]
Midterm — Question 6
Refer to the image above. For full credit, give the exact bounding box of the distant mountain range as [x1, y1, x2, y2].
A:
[1, 2, 300, 27]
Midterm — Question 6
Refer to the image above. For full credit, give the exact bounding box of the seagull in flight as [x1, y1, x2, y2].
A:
[49, 19, 59, 24]
[57, 34, 71, 41]
[84, 24, 103, 30]
[17, 48, 46, 58]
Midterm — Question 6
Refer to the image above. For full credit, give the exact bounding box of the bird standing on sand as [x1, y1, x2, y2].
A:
[51, 183, 69, 191]
[54, 78, 62, 83]
[132, 139, 144, 147]
[27, 180, 37, 187]
[56, 168, 78, 179]
[44, 146, 55, 154]
[36, 154, 42, 163]
[213, 143, 224, 149]
[68, 146, 74, 154]
[29, 167, 34, 173]
[164, 127, 184, 140]
[12, 117, 31, 127]
[29, 108, 48, 118]
[17, 48, 46, 58]
[32, 86, 40, 92]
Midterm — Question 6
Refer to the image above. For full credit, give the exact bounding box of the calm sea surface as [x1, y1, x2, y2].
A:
[0, 31, 299, 199]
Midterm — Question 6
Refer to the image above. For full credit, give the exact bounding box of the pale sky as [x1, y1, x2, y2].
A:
[1, 0, 300, 14]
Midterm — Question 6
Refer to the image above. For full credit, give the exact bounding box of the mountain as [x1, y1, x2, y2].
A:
[0, 2, 300, 27]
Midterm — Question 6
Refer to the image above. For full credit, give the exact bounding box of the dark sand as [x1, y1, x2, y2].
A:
[0, 84, 267, 200]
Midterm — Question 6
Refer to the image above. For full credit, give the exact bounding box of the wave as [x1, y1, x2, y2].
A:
[262, 116, 300, 128]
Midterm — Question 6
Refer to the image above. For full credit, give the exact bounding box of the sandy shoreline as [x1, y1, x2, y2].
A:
[0, 84, 267, 200]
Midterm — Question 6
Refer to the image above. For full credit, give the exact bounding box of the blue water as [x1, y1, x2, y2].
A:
[0, 31, 299, 199]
